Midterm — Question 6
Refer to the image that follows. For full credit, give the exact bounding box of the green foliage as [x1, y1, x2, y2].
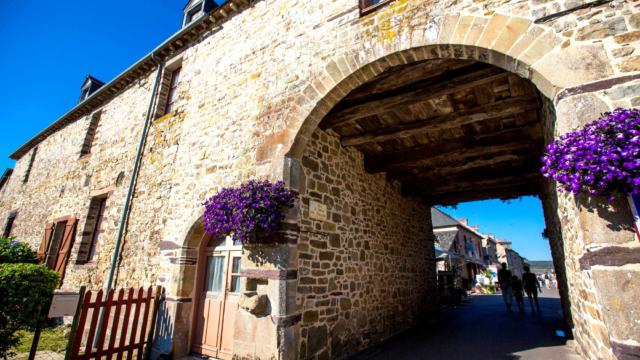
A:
[0, 263, 58, 359]
[482, 269, 494, 278]
[0, 237, 38, 264]
[13, 326, 69, 357]
[487, 284, 496, 294]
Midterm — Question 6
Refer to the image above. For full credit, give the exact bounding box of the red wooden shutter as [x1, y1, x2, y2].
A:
[37, 223, 55, 262]
[54, 218, 77, 278]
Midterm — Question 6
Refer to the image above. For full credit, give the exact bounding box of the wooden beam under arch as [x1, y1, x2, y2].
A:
[365, 131, 542, 174]
[419, 182, 541, 206]
[342, 95, 539, 147]
[320, 63, 508, 129]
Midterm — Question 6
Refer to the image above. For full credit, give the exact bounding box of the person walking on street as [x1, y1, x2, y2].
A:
[511, 275, 525, 313]
[498, 263, 513, 311]
[522, 266, 542, 314]
[544, 273, 551, 289]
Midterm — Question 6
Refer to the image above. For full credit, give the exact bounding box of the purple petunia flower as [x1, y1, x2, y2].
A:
[203, 179, 297, 244]
[541, 108, 640, 197]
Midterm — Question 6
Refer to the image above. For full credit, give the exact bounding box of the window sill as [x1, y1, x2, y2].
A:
[74, 261, 97, 269]
[154, 112, 176, 124]
[360, 0, 395, 16]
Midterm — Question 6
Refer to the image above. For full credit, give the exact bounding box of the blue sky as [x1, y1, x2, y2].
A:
[0, 1, 188, 170]
[1, 2, 551, 261]
[440, 196, 551, 260]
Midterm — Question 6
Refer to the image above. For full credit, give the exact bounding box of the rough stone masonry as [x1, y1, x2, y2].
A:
[1, 0, 640, 359]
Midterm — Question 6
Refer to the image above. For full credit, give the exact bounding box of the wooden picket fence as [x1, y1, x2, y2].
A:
[66, 286, 162, 360]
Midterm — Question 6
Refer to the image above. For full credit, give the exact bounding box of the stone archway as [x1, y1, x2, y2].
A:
[273, 13, 638, 357]
[280, 13, 618, 164]
[153, 216, 208, 358]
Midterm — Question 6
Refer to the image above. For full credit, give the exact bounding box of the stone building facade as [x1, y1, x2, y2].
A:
[0, 0, 639, 359]
[482, 235, 500, 266]
[432, 208, 486, 288]
[496, 240, 526, 277]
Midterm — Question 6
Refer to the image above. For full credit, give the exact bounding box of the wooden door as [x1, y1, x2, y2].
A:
[192, 237, 242, 359]
[218, 252, 242, 357]
[193, 253, 227, 356]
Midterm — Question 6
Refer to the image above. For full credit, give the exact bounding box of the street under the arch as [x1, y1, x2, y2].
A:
[351, 289, 578, 360]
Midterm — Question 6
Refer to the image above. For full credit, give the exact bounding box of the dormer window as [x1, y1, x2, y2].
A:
[185, 3, 204, 25]
[79, 75, 105, 103]
[182, 0, 217, 28]
[359, 0, 395, 15]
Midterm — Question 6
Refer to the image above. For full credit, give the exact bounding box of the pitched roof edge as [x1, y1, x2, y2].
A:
[432, 207, 486, 238]
[10, 0, 249, 160]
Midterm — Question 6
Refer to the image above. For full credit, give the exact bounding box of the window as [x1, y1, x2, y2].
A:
[182, 0, 217, 28]
[38, 217, 78, 281]
[80, 111, 102, 157]
[165, 67, 181, 114]
[205, 255, 226, 292]
[184, 4, 204, 26]
[0, 168, 12, 191]
[230, 256, 242, 292]
[156, 65, 182, 118]
[22, 148, 37, 183]
[78, 76, 104, 103]
[359, 0, 395, 15]
[79, 87, 90, 102]
[3, 211, 17, 238]
[45, 222, 67, 269]
[76, 197, 107, 264]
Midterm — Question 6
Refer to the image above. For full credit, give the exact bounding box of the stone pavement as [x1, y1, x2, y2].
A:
[351, 289, 581, 360]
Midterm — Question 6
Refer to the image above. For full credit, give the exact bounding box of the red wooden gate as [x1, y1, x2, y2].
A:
[68, 286, 162, 360]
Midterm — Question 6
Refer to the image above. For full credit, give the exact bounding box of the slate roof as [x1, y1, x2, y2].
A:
[9, 0, 247, 160]
[435, 231, 457, 252]
[431, 207, 460, 228]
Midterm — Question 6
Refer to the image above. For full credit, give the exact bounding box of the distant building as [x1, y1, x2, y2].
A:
[496, 240, 525, 277]
[482, 234, 499, 267]
[431, 208, 485, 288]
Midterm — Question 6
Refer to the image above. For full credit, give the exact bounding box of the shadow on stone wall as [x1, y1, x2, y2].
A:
[575, 194, 634, 233]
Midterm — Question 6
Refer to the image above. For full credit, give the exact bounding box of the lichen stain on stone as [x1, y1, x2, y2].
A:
[359, 0, 420, 45]
[249, 71, 262, 81]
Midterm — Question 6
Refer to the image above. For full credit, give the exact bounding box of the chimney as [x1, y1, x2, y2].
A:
[457, 218, 468, 225]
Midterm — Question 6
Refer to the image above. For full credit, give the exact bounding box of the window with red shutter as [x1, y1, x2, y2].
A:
[37, 223, 54, 263]
[40, 217, 77, 284]
[3, 211, 17, 238]
[44, 221, 67, 269]
[54, 219, 77, 280]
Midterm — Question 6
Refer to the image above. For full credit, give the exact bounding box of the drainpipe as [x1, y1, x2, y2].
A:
[94, 52, 164, 347]
[105, 52, 164, 292]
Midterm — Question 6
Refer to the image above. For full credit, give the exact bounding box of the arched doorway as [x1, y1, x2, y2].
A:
[283, 50, 583, 358]
[191, 235, 243, 359]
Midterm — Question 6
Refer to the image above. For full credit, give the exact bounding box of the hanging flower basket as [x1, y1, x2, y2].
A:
[203, 179, 297, 245]
[541, 108, 640, 200]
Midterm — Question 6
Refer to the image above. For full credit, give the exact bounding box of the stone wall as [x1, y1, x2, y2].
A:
[0, 73, 155, 290]
[296, 128, 436, 359]
[551, 87, 640, 360]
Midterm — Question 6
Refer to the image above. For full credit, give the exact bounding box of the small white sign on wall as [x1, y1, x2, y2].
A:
[48, 291, 80, 318]
[157, 273, 171, 286]
[309, 200, 328, 221]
